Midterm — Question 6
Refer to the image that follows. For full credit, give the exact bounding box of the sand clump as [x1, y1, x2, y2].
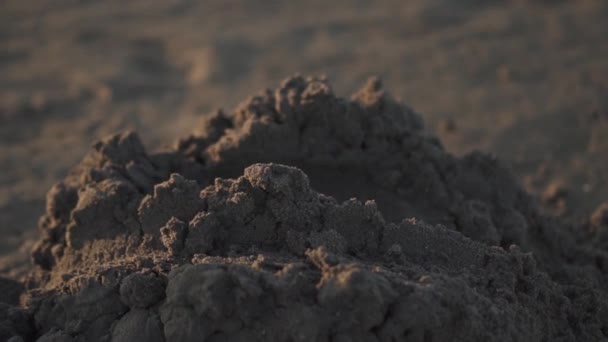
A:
[2, 76, 607, 341]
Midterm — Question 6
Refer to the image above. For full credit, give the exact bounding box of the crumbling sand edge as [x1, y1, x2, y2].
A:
[2, 76, 606, 341]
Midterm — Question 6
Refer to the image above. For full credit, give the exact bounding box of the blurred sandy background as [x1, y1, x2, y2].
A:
[1, 0, 607, 276]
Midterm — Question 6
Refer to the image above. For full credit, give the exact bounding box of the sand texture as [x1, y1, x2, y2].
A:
[0, 77, 602, 341]
[0, 1, 607, 341]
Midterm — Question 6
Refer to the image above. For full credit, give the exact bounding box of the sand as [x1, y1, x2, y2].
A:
[0, 76, 603, 340]
[0, 1, 607, 341]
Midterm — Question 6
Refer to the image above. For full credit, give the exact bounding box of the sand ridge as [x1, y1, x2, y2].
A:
[2, 77, 605, 341]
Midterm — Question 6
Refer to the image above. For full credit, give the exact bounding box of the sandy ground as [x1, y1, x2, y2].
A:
[1, 0, 607, 277]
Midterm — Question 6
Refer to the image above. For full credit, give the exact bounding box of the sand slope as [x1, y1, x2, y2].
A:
[0, 0, 607, 279]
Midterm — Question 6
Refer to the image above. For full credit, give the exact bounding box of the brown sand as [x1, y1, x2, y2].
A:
[0, 1, 607, 341]
[0, 76, 603, 341]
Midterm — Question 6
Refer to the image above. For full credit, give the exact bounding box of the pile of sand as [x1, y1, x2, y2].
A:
[2, 76, 606, 341]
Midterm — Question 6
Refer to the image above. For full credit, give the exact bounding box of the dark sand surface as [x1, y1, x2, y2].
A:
[11, 75, 608, 341]
[0, 1, 607, 340]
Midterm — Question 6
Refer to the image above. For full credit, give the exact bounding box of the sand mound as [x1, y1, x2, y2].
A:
[4, 76, 607, 341]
